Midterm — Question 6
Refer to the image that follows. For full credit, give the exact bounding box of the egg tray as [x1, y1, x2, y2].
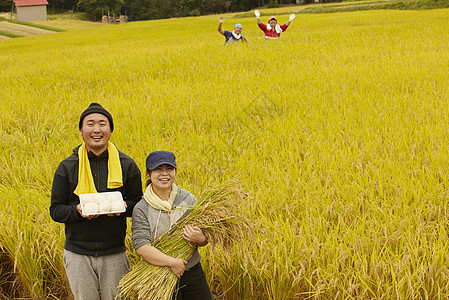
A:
[79, 191, 126, 216]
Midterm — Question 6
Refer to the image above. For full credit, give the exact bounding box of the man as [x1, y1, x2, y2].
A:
[50, 103, 143, 300]
[254, 10, 296, 40]
[218, 17, 247, 44]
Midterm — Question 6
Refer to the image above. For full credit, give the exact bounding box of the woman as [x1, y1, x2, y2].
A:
[131, 150, 213, 299]
[254, 9, 296, 40]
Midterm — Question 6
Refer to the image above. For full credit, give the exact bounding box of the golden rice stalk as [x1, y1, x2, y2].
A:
[116, 181, 246, 300]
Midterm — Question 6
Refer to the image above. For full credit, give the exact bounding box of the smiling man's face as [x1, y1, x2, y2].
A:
[80, 113, 111, 155]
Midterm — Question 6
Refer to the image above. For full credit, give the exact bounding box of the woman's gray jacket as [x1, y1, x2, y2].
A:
[131, 187, 201, 269]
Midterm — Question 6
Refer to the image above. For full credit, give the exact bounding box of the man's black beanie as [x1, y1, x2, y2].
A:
[79, 103, 114, 132]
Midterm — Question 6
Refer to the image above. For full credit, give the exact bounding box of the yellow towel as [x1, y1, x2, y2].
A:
[143, 183, 178, 211]
[74, 141, 123, 196]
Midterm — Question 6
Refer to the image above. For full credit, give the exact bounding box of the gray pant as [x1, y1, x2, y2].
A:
[63, 250, 130, 300]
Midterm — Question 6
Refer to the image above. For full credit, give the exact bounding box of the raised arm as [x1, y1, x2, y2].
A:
[218, 17, 225, 35]
[254, 10, 261, 23]
[254, 10, 267, 32]
[286, 14, 295, 27]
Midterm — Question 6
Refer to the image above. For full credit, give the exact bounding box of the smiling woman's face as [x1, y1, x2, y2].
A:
[147, 164, 176, 191]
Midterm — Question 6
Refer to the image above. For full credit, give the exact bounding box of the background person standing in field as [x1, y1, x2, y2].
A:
[254, 10, 295, 40]
[218, 17, 247, 44]
[131, 151, 212, 299]
[50, 103, 143, 300]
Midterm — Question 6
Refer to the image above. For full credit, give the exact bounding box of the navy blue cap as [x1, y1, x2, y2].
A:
[146, 151, 177, 171]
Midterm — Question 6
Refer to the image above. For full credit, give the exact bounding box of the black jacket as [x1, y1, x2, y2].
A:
[50, 145, 142, 256]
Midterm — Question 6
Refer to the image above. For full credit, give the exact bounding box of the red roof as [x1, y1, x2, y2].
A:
[14, 0, 48, 7]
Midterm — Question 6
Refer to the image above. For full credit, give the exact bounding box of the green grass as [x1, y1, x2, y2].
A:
[46, 11, 90, 21]
[0, 17, 65, 32]
[302, 0, 449, 13]
[234, 0, 418, 17]
[31, 19, 107, 30]
[233, 0, 449, 15]
[0, 30, 21, 38]
[2, 6, 449, 299]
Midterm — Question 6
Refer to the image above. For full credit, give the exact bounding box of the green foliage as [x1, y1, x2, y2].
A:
[0, 0, 12, 12]
[124, 0, 176, 21]
[77, 0, 124, 20]
[46, 0, 79, 14]
[124, 0, 240, 21]
[73, 11, 90, 20]
[267, 0, 279, 8]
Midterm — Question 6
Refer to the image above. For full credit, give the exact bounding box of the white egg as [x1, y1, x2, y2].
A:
[99, 200, 112, 213]
[108, 193, 122, 203]
[84, 203, 99, 214]
[81, 196, 94, 205]
[102, 193, 115, 202]
[111, 201, 124, 212]
[94, 194, 105, 204]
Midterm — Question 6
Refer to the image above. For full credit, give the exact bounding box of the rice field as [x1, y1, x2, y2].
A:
[1, 6, 449, 299]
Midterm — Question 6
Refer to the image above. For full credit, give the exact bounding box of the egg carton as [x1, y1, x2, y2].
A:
[79, 191, 125, 216]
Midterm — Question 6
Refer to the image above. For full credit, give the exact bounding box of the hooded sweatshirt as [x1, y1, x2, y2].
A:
[50, 145, 142, 256]
[131, 188, 202, 270]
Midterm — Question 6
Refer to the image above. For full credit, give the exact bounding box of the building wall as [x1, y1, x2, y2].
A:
[15, 5, 47, 22]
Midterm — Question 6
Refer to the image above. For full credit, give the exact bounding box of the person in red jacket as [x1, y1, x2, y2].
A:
[254, 10, 295, 40]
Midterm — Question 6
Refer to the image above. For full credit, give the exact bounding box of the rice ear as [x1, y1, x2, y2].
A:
[116, 181, 248, 300]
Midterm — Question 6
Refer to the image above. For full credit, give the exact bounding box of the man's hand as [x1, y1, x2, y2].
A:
[77, 204, 99, 220]
[107, 201, 127, 217]
[218, 17, 225, 34]
[254, 10, 260, 18]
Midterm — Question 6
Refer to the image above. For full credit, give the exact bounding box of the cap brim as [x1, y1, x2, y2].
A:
[148, 161, 177, 170]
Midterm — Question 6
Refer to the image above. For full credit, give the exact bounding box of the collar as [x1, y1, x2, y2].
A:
[232, 30, 242, 39]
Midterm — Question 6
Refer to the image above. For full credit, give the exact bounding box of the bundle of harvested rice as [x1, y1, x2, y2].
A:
[116, 182, 246, 300]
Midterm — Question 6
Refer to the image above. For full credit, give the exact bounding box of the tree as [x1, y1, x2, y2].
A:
[47, 0, 79, 12]
[78, 0, 123, 20]
[124, 0, 175, 20]
[0, 0, 13, 13]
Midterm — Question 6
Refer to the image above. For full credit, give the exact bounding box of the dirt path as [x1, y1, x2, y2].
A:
[0, 21, 55, 37]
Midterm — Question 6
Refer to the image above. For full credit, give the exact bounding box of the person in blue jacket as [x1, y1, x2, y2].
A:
[218, 17, 247, 44]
